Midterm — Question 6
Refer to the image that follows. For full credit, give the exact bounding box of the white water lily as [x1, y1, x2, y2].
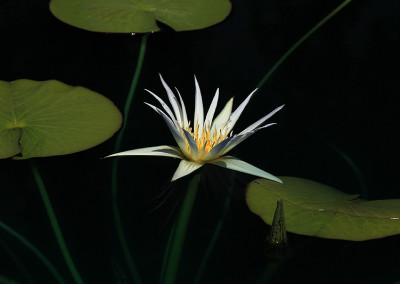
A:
[107, 75, 284, 182]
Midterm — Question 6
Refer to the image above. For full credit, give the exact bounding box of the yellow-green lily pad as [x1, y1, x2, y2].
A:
[246, 177, 400, 241]
[0, 79, 122, 159]
[49, 0, 232, 33]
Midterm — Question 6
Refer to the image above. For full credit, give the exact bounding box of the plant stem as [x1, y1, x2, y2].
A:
[254, 1, 353, 282]
[256, 261, 284, 284]
[0, 236, 34, 284]
[163, 173, 201, 284]
[0, 221, 66, 284]
[308, 129, 368, 198]
[192, 194, 231, 284]
[29, 160, 83, 284]
[159, 221, 177, 284]
[111, 33, 149, 284]
[256, 0, 353, 90]
[192, 171, 236, 284]
[114, 33, 149, 153]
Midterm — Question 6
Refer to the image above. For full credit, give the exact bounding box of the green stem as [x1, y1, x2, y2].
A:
[0, 222, 66, 284]
[192, 194, 231, 284]
[309, 129, 368, 198]
[0, 237, 34, 284]
[256, 261, 284, 284]
[159, 221, 177, 284]
[163, 173, 201, 284]
[256, 0, 353, 90]
[254, 1, 353, 282]
[192, 171, 236, 284]
[114, 33, 149, 153]
[29, 160, 83, 284]
[111, 33, 148, 284]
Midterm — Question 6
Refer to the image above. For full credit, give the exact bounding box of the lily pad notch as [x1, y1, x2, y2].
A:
[0, 79, 122, 159]
[49, 0, 232, 33]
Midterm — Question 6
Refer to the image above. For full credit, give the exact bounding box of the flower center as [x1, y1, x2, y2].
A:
[181, 121, 232, 161]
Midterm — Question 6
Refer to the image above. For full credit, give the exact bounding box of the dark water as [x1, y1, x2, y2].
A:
[1, 0, 400, 283]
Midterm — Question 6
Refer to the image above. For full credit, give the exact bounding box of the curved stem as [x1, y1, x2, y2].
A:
[192, 194, 231, 284]
[163, 173, 201, 284]
[256, 0, 353, 90]
[159, 221, 177, 284]
[111, 33, 149, 284]
[192, 171, 236, 284]
[254, 1, 353, 282]
[0, 236, 34, 284]
[308, 129, 368, 198]
[256, 261, 284, 284]
[29, 160, 82, 284]
[0, 222, 66, 284]
[114, 34, 149, 153]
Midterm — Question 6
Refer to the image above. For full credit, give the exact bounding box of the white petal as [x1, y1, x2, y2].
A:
[159, 74, 184, 128]
[145, 89, 176, 123]
[172, 160, 203, 181]
[144, 103, 190, 157]
[202, 136, 234, 161]
[182, 129, 199, 161]
[204, 88, 219, 129]
[239, 104, 284, 135]
[219, 123, 276, 157]
[209, 156, 282, 183]
[210, 97, 233, 138]
[145, 102, 179, 129]
[175, 88, 189, 128]
[194, 75, 204, 140]
[226, 89, 257, 133]
[105, 145, 184, 159]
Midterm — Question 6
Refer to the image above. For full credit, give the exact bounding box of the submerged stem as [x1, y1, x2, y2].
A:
[254, 0, 353, 282]
[256, 0, 353, 90]
[159, 221, 177, 284]
[114, 34, 149, 153]
[111, 33, 148, 284]
[163, 173, 201, 284]
[0, 236, 35, 284]
[0, 221, 66, 284]
[29, 160, 83, 284]
[192, 171, 236, 284]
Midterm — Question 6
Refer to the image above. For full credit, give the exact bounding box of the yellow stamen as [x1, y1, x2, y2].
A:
[181, 121, 231, 162]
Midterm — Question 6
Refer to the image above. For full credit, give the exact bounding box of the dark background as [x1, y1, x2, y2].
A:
[1, 0, 400, 283]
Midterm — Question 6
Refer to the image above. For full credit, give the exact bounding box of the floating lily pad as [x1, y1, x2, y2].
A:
[50, 0, 232, 33]
[246, 177, 400, 241]
[0, 79, 122, 159]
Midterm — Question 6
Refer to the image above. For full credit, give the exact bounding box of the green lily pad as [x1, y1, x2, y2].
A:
[0, 79, 122, 159]
[49, 0, 232, 33]
[246, 177, 400, 241]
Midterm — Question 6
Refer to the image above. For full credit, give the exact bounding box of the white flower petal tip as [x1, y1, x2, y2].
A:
[239, 104, 284, 135]
[210, 156, 282, 183]
[105, 146, 184, 159]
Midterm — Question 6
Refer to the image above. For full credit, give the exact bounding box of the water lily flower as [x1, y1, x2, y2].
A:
[107, 75, 284, 182]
